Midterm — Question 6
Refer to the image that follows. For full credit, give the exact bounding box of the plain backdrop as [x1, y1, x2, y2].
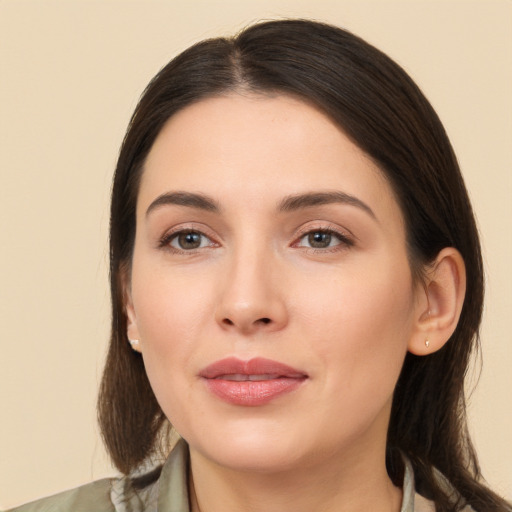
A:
[1, 0, 511, 508]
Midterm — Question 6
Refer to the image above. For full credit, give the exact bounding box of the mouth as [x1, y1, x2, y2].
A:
[215, 373, 287, 381]
[199, 357, 308, 406]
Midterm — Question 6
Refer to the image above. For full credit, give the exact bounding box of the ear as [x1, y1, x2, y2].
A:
[122, 265, 142, 353]
[408, 247, 466, 356]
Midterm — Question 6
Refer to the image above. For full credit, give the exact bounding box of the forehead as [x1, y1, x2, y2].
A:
[139, 93, 401, 224]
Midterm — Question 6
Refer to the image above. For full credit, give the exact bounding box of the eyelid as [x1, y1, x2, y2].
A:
[157, 223, 220, 252]
[292, 222, 356, 249]
[156, 221, 355, 253]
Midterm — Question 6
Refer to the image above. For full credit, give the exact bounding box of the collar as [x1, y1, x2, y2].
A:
[131, 439, 435, 512]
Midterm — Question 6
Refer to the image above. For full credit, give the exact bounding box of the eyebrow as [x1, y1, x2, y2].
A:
[146, 191, 220, 217]
[145, 190, 376, 220]
[278, 191, 376, 220]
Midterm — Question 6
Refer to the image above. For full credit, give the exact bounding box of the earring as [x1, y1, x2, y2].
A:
[425, 308, 432, 349]
[129, 339, 140, 350]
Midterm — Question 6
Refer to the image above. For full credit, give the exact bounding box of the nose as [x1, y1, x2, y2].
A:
[214, 249, 288, 335]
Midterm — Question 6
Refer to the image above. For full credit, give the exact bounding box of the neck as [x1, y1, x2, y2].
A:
[188, 442, 402, 512]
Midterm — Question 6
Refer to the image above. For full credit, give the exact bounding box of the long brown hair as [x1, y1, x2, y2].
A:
[98, 19, 510, 511]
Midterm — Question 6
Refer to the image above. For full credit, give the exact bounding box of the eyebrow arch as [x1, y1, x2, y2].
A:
[278, 191, 376, 220]
[146, 191, 220, 217]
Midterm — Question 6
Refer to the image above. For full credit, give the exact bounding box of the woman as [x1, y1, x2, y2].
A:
[9, 19, 511, 512]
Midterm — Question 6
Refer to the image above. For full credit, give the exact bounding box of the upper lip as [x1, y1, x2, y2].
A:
[199, 357, 308, 379]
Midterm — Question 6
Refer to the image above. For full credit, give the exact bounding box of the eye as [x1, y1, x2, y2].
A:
[295, 229, 353, 250]
[166, 230, 214, 251]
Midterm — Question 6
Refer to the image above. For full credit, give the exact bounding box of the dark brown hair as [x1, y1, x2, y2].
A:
[98, 19, 510, 511]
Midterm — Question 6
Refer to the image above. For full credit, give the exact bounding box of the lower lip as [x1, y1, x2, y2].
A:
[203, 377, 306, 406]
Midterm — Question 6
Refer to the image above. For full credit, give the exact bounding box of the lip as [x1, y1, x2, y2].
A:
[199, 357, 308, 406]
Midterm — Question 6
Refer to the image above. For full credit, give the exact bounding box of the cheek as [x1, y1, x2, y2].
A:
[296, 259, 414, 391]
[131, 260, 214, 346]
[129, 262, 216, 412]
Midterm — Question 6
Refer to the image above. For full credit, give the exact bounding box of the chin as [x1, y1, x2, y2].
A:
[207, 443, 304, 473]
[185, 421, 308, 473]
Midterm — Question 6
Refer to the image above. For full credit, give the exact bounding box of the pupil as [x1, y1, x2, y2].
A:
[309, 232, 331, 248]
[179, 232, 201, 249]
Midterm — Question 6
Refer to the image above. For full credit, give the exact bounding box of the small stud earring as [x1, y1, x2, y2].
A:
[425, 339, 430, 348]
[129, 339, 140, 350]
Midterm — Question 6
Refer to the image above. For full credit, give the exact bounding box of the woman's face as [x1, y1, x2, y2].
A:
[127, 93, 423, 472]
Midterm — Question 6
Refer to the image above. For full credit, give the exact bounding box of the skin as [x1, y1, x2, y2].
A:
[126, 93, 465, 512]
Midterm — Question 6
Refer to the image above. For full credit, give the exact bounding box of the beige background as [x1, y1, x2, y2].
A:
[1, 0, 510, 508]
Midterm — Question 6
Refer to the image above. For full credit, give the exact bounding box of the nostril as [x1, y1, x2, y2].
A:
[220, 317, 272, 328]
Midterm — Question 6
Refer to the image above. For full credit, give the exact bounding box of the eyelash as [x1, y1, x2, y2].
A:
[158, 225, 354, 254]
[293, 225, 354, 253]
[158, 228, 218, 253]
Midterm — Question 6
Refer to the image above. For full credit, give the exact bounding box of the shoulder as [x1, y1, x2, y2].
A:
[5, 439, 189, 512]
[6, 478, 115, 512]
[403, 456, 477, 512]
[413, 493, 475, 512]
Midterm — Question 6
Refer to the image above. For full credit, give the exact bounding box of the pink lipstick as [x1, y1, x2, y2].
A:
[199, 357, 308, 406]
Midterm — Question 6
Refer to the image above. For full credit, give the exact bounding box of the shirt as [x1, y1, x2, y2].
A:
[6, 439, 473, 512]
